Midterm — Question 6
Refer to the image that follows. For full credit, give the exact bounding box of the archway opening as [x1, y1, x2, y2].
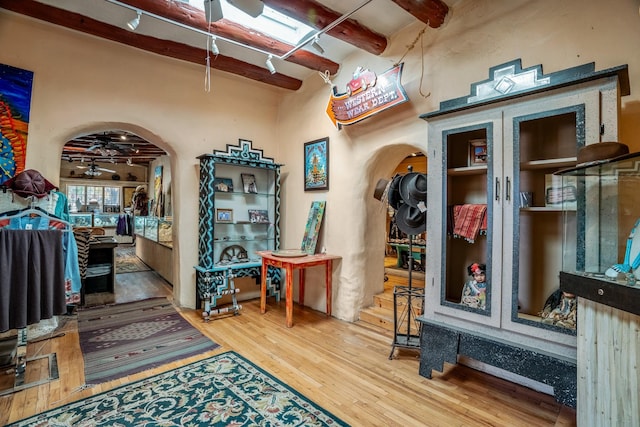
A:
[59, 128, 174, 307]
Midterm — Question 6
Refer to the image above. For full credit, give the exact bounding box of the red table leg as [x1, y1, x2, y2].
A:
[326, 260, 332, 316]
[260, 260, 268, 314]
[285, 265, 294, 327]
[299, 268, 305, 307]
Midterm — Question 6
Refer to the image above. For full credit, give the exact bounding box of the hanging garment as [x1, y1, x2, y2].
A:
[74, 229, 91, 280]
[116, 214, 129, 236]
[0, 211, 82, 304]
[0, 229, 66, 332]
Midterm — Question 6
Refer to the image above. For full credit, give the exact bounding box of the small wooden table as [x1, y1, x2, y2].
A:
[257, 250, 341, 328]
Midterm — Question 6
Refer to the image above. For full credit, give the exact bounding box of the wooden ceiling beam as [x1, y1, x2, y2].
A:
[112, 0, 339, 74]
[0, 0, 302, 90]
[390, 0, 449, 28]
[262, 0, 388, 55]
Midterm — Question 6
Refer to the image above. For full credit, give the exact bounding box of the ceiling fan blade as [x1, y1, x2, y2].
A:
[76, 165, 89, 169]
[64, 146, 91, 152]
[96, 167, 116, 173]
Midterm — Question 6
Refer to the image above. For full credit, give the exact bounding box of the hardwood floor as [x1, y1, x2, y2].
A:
[0, 263, 577, 426]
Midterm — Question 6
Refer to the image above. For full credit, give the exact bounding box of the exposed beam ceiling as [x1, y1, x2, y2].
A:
[0, 0, 449, 90]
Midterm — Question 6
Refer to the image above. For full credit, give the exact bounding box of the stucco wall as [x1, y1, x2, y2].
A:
[0, 11, 285, 308]
[1, 0, 639, 322]
[276, 0, 640, 321]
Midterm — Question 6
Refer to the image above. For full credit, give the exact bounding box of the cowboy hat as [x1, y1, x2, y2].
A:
[3, 169, 57, 199]
[396, 203, 426, 235]
[577, 141, 629, 166]
[387, 175, 403, 210]
[399, 172, 427, 208]
[373, 178, 389, 201]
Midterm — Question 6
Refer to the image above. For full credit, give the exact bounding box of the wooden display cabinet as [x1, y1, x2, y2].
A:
[418, 59, 629, 407]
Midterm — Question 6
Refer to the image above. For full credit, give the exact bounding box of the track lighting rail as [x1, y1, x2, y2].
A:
[105, 0, 372, 73]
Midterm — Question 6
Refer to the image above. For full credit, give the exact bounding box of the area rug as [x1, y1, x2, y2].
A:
[77, 298, 219, 385]
[9, 351, 348, 427]
[115, 246, 150, 274]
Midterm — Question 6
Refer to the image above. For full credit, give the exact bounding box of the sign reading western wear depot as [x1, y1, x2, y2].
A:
[326, 63, 409, 129]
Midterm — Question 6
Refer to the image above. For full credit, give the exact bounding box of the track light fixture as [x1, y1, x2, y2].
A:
[311, 36, 324, 54]
[265, 55, 276, 74]
[210, 36, 220, 56]
[127, 10, 141, 31]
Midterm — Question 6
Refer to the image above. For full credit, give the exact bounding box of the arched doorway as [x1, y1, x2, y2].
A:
[60, 128, 174, 306]
[360, 144, 426, 317]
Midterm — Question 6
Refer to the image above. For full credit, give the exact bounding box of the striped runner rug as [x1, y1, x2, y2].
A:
[77, 298, 218, 385]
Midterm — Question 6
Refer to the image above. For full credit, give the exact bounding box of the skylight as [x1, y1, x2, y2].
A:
[188, 0, 315, 45]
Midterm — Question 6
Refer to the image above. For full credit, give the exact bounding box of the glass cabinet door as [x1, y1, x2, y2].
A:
[443, 124, 493, 314]
[426, 108, 503, 330]
[503, 98, 596, 337]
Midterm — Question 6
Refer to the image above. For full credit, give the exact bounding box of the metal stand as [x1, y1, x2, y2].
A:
[0, 329, 59, 396]
[389, 237, 424, 359]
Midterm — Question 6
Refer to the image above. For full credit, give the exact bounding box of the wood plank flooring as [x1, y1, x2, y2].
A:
[0, 261, 577, 426]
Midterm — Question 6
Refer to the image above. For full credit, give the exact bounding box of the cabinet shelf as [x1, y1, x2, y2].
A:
[447, 165, 487, 176]
[520, 157, 576, 171]
[520, 206, 573, 212]
[214, 191, 275, 198]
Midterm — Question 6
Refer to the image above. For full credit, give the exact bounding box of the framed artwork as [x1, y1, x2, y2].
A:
[304, 137, 329, 191]
[468, 139, 487, 166]
[241, 173, 257, 193]
[213, 177, 234, 192]
[544, 174, 577, 208]
[153, 165, 163, 216]
[301, 201, 326, 254]
[0, 64, 34, 184]
[123, 186, 136, 209]
[248, 209, 269, 224]
[216, 208, 233, 223]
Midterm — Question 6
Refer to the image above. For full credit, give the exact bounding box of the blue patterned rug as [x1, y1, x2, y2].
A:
[9, 351, 348, 426]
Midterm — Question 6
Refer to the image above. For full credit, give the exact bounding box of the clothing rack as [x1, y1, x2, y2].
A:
[0, 198, 68, 396]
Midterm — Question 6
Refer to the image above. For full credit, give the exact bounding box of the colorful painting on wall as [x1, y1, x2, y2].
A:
[153, 165, 163, 217]
[301, 201, 326, 254]
[304, 137, 329, 191]
[0, 64, 34, 185]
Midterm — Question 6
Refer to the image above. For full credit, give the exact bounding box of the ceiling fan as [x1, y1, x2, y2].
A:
[76, 159, 116, 176]
[86, 134, 138, 156]
[64, 133, 139, 156]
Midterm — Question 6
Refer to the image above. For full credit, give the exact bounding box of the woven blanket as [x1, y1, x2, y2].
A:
[115, 246, 150, 273]
[453, 204, 487, 243]
[77, 298, 218, 385]
[9, 351, 348, 427]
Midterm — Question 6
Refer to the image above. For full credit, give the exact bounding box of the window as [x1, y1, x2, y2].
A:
[68, 185, 121, 213]
[189, 0, 314, 45]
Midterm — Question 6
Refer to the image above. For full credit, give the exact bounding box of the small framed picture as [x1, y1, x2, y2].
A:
[241, 173, 258, 194]
[304, 137, 329, 191]
[544, 174, 577, 208]
[216, 208, 233, 223]
[248, 209, 269, 224]
[213, 177, 234, 192]
[468, 139, 488, 166]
